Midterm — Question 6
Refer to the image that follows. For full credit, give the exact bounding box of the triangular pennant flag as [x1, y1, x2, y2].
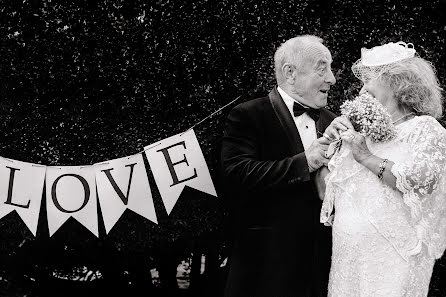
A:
[95, 153, 157, 234]
[144, 129, 217, 215]
[0, 157, 46, 236]
[46, 166, 98, 237]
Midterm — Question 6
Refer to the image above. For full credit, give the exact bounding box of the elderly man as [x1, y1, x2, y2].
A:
[221, 35, 337, 297]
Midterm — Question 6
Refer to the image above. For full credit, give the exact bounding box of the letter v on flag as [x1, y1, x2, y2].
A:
[0, 157, 46, 236]
[95, 154, 157, 234]
[144, 129, 217, 215]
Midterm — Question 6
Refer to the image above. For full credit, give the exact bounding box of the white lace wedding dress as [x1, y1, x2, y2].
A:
[321, 115, 446, 297]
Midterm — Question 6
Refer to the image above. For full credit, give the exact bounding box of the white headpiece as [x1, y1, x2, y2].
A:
[351, 41, 416, 81]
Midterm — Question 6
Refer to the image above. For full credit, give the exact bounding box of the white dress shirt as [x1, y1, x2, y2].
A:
[277, 87, 317, 151]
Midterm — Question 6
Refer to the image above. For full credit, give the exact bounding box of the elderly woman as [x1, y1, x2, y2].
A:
[321, 42, 446, 297]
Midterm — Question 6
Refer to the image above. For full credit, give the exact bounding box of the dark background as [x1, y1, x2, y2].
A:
[0, 0, 445, 296]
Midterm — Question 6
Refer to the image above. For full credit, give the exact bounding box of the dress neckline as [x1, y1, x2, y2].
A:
[394, 115, 418, 127]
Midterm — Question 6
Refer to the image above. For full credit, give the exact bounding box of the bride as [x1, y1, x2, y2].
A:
[321, 41, 446, 296]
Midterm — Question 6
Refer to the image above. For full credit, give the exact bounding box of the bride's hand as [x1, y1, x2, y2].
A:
[324, 116, 354, 141]
[340, 129, 373, 163]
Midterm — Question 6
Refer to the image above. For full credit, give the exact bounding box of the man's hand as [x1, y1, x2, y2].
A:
[323, 116, 354, 141]
[305, 136, 331, 172]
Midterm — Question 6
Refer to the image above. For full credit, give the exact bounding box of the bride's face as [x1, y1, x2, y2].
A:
[359, 79, 396, 111]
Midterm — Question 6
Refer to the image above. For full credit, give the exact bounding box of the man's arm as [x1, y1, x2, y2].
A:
[221, 104, 326, 193]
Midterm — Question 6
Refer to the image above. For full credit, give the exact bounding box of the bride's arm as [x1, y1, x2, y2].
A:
[340, 129, 398, 189]
[341, 118, 446, 194]
[324, 116, 398, 188]
[356, 154, 397, 190]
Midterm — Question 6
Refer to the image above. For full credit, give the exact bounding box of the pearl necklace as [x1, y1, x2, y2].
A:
[392, 112, 414, 125]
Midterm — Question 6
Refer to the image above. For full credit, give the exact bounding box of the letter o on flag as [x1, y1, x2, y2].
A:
[51, 174, 90, 213]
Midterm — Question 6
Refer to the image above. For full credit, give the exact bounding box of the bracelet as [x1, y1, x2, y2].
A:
[377, 158, 389, 180]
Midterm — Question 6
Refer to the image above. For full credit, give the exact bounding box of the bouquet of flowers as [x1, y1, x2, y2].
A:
[340, 92, 396, 142]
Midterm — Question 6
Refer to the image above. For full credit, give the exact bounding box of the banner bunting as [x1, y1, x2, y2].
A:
[145, 129, 217, 215]
[46, 166, 99, 237]
[95, 154, 157, 234]
[0, 157, 46, 236]
[0, 97, 240, 236]
[0, 128, 219, 237]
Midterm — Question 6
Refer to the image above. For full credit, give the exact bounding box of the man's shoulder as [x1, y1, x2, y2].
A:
[231, 93, 271, 114]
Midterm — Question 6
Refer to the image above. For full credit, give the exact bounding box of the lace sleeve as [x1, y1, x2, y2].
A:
[391, 116, 446, 258]
[320, 144, 352, 226]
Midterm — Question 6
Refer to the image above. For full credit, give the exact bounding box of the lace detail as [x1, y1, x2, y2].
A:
[321, 116, 446, 297]
[390, 116, 446, 259]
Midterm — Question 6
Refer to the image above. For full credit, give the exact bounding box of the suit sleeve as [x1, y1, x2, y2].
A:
[221, 103, 311, 193]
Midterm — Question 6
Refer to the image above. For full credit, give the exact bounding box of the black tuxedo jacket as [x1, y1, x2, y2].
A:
[221, 87, 336, 297]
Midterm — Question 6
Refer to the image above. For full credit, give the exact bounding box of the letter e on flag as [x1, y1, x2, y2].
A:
[144, 129, 217, 215]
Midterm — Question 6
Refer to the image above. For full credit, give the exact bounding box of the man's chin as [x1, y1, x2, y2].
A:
[315, 97, 328, 109]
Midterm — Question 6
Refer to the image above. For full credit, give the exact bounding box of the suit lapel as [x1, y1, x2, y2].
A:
[268, 87, 304, 154]
[316, 109, 334, 137]
[269, 87, 336, 155]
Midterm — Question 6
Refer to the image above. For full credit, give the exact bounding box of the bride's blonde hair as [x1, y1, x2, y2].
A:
[377, 57, 443, 119]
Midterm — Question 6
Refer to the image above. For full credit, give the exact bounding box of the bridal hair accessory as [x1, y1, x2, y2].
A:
[352, 41, 416, 81]
[340, 92, 396, 142]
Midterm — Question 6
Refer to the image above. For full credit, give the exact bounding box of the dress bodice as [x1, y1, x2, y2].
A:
[321, 115, 446, 260]
[322, 115, 446, 297]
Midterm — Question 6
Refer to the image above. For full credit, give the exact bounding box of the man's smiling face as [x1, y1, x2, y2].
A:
[292, 44, 336, 109]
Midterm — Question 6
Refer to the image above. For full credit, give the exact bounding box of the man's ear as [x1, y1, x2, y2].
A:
[282, 63, 296, 83]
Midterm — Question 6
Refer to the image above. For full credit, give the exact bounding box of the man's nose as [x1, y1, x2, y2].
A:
[326, 69, 336, 85]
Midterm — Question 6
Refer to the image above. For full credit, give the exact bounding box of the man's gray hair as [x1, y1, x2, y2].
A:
[274, 35, 325, 84]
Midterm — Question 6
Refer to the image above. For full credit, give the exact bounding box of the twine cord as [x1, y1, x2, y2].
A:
[181, 95, 242, 136]
[5, 95, 242, 165]
[138, 95, 242, 154]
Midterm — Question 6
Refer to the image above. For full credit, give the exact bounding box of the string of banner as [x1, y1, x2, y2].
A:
[0, 96, 242, 237]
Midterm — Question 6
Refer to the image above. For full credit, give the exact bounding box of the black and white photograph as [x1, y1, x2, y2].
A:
[0, 0, 445, 296]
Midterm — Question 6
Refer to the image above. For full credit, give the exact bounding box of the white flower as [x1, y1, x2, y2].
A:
[340, 92, 396, 142]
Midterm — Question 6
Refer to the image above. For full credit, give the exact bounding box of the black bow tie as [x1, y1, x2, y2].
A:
[293, 102, 320, 122]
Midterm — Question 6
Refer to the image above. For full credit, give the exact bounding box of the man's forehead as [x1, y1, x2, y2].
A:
[303, 43, 332, 64]
[314, 47, 332, 61]
[317, 55, 332, 64]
